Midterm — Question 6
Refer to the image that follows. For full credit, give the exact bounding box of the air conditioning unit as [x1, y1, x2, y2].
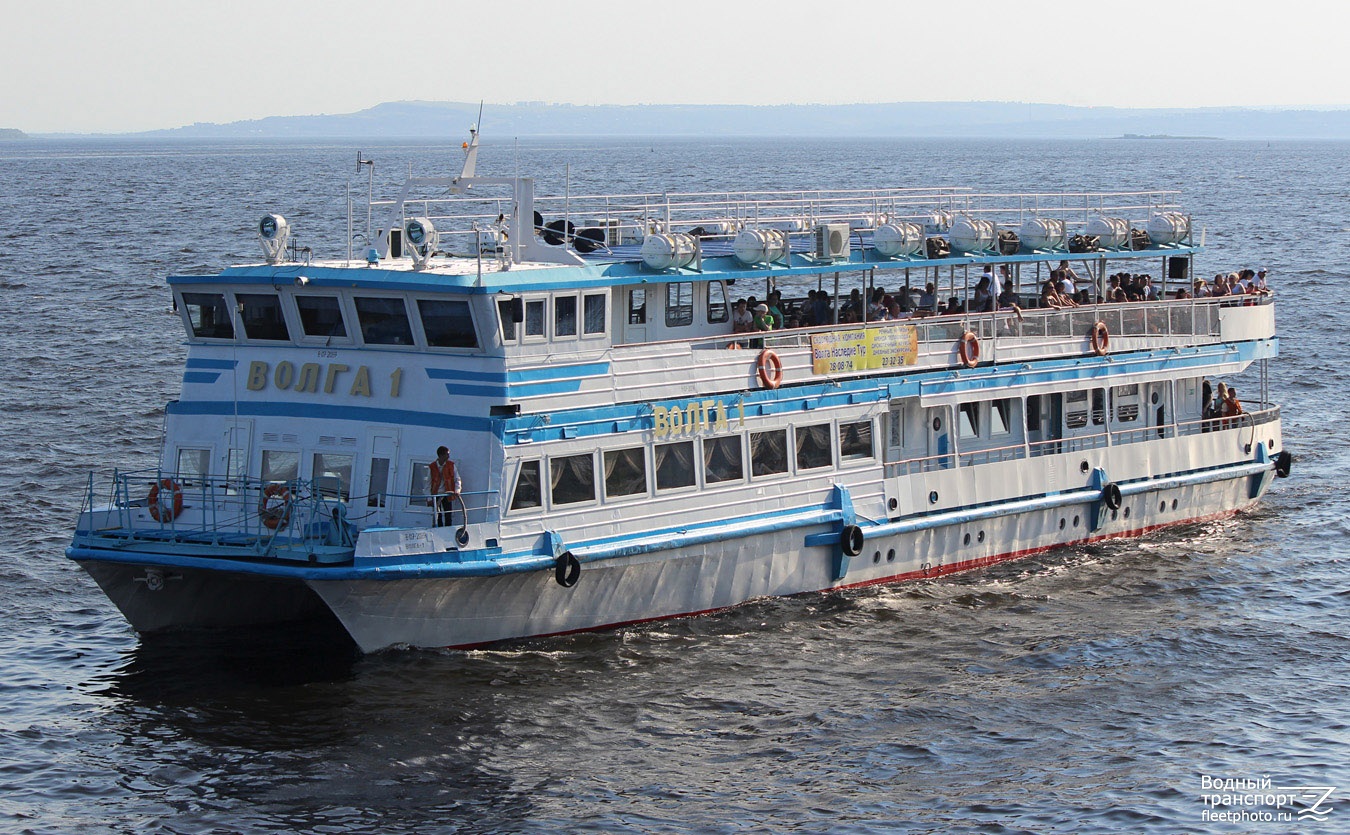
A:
[815, 223, 851, 261]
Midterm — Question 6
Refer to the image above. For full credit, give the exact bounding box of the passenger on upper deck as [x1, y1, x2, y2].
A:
[732, 299, 753, 333]
[919, 283, 937, 312]
[971, 276, 995, 313]
[766, 291, 786, 329]
[752, 303, 775, 333]
[1194, 278, 1211, 298]
[867, 289, 887, 322]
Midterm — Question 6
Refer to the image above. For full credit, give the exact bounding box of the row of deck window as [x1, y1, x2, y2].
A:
[508, 419, 874, 512]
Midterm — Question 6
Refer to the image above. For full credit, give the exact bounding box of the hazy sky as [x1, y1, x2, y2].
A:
[5, 0, 1347, 133]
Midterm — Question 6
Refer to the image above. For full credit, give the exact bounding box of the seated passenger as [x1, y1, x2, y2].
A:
[997, 283, 1019, 309]
[918, 283, 937, 311]
[971, 276, 994, 313]
[753, 303, 775, 332]
[732, 299, 753, 333]
[841, 288, 864, 319]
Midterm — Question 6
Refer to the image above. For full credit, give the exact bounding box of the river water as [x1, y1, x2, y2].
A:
[0, 136, 1344, 833]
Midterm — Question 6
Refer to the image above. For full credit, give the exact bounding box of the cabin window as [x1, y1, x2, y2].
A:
[175, 448, 211, 484]
[1092, 389, 1107, 426]
[261, 450, 299, 483]
[628, 289, 647, 325]
[182, 292, 235, 339]
[367, 456, 390, 507]
[550, 453, 595, 506]
[654, 441, 696, 491]
[795, 424, 833, 471]
[583, 293, 607, 335]
[750, 430, 789, 477]
[839, 420, 875, 461]
[990, 399, 1013, 437]
[418, 299, 479, 349]
[509, 460, 541, 511]
[354, 297, 414, 345]
[313, 452, 353, 500]
[554, 296, 578, 338]
[603, 447, 647, 498]
[958, 403, 980, 439]
[236, 294, 291, 341]
[1026, 395, 1042, 431]
[1114, 384, 1141, 423]
[666, 282, 693, 327]
[703, 436, 744, 484]
[1065, 390, 1089, 430]
[296, 295, 347, 338]
[707, 281, 729, 324]
[497, 299, 518, 343]
[525, 299, 546, 338]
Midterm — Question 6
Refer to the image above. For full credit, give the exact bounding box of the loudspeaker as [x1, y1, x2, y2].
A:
[1168, 256, 1188, 280]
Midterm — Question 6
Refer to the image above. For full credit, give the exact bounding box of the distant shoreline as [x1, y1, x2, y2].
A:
[0, 128, 29, 141]
[1119, 133, 1221, 140]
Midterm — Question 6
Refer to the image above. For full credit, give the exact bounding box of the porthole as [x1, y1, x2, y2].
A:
[1171, 498, 1179, 510]
[1072, 514, 1080, 527]
[1059, 518, 1066, 530]
[1124, 507, 1131, 519]
[1080, 460, 1090, 473]
[963, 532, 971, 546]
[873, 550, 882, 564]
[929, 491, 939, 505]
[932, 417, 942, 431]
[887, 548, 896, 563]
[888, 498, 899, 511]
[1151, 391, 1160, 404]
[1160, 501, 1167, 513]
[1111, 509, 1119, 520]
[977, 530, 985, 543]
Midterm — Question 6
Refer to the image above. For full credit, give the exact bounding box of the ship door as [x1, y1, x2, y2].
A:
[623, 287, 648, 344]
[365, 432, 399, 523]
[926, 406, 952, 468]
[224, 421, 253, 493]
[1146, 382, 1170, 439]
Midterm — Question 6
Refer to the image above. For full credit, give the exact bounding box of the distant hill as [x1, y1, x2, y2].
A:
[137, 101, 1350, 140]
[0, 128, 28, 141]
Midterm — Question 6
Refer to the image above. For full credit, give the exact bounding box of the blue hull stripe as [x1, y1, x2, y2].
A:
[186, 358, 239, 370]
[183, 372, 222, 384]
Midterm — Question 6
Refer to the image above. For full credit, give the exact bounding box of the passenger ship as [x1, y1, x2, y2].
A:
[69, 130, 1291, 653]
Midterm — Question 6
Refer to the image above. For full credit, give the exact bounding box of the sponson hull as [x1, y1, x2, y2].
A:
[69, 132, 1289, 652]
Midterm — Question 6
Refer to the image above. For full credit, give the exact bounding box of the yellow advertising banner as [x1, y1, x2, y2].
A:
[810, 326, 918, 375]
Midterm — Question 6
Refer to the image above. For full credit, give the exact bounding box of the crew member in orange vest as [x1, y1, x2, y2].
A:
[428, 445, 462, 527]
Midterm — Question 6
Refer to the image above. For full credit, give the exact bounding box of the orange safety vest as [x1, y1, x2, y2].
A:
[429, 458, 461, 496]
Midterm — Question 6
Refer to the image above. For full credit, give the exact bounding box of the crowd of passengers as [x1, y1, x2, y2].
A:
[729, 265, 1272, 333]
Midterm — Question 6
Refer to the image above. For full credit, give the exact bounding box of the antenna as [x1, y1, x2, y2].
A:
[356, 152, 374, 244]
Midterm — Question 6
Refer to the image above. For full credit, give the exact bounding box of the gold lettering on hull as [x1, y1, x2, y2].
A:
[244, 360, 402, 398]
[652, 398, 745, 439]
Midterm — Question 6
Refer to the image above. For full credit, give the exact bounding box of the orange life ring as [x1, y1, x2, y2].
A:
[1090, 320, 1110, 356]
[757, 349, 783, 389]
[958, 331, 980, 368]
[147, 478, 183, 522]
[259, 483, 292, 530]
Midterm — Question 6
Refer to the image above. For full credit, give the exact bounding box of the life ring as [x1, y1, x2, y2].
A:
[840, 524, 865, 557]
[147, 478, 183, 522]
[1091, 321, 1110, 356]
[957, 331, 980, 368]
[259, 483, 292, 530]
[1102, 481, 1123, 511]
[757, 349, 784, 389]
[555, 552, 581, 588]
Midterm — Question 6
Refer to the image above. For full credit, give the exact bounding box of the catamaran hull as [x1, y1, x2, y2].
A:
[310, 472, 1264, 653]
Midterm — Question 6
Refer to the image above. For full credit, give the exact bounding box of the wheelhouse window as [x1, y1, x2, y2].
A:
[703, 436, 744, 484]
[795, 424, 833, 471]
[418, 298, 479, 349]
[236, 293, 291, 341]
[603, 447, 647, 499]
[550, 453, 595, 506]
[839, 421, 874, 460]
[296, 295, 347, 338]
[354, 297, 414, 345]
[666, 282, 693, 327]
[583, 293, 607, 335]
[554, 295, 578, 338]
[509, 460, 541, 511]
[261, 450, 299, 483]
[181, 292, 234, 339]
[750, 430, 789, 477]
[312, 452, 353, 500]
[707, 281, 729, 324]
[176, 448, 211, 484]
[525, 299, 546, 338]
[498, 299, 519, 343]
[655, 441, 696, 491]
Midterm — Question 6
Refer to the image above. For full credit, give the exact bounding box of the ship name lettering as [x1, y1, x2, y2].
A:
[652, 398, 744, 439]
[245, 360, 401, 398]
